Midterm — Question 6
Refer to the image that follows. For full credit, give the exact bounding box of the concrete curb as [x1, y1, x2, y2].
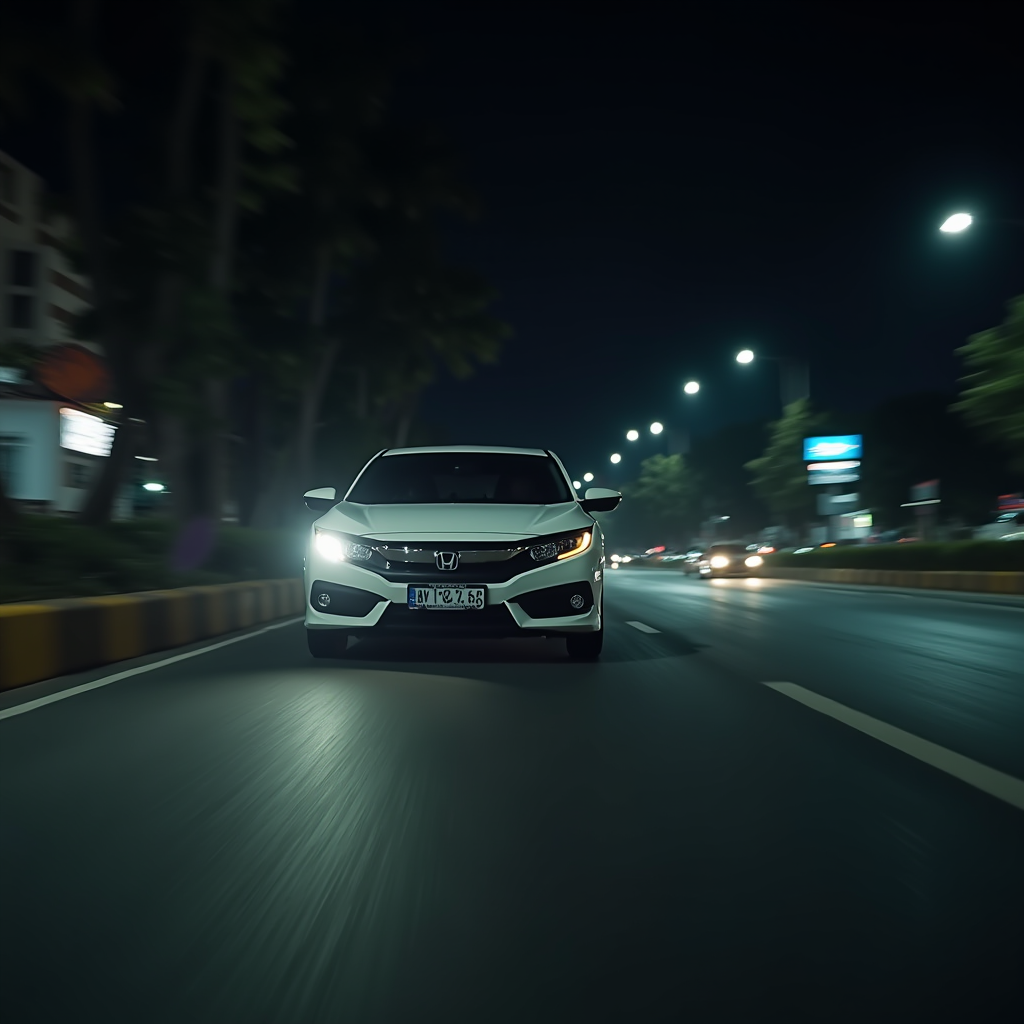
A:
[0, 579, 304, 691]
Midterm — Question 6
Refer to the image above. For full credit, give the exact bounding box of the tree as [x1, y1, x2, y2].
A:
[616, 454, 701, 547]
[745, 399, 822, 528]
[953, 295, 1024, 474]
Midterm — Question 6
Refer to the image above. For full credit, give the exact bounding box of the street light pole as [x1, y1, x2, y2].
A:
[736, 350, 809, 409]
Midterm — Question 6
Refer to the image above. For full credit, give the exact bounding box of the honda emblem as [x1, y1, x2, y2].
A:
[436, 551, 459, 571]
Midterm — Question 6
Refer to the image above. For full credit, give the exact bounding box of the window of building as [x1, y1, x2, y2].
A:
[64, 461, 90, 489]
[10, 250, 36, 287]
[0, 163, 14, 205]
[0, 434, 27, 494]
[8, 294, 33, 329]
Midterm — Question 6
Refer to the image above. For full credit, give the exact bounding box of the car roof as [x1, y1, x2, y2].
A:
[382, 445, 549, 457]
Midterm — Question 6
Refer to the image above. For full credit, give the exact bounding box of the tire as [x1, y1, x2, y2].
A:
[566, 598, 603, 660]
[307, 629, 349, 658]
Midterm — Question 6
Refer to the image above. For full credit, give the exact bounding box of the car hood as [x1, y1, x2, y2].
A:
[316, 501, 593, 542]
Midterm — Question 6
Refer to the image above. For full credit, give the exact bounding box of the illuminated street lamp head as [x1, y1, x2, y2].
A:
[940, 212, 973, 233]
[142, 482, 165, 493]
[573, 480, 581, 489]
[736, 349, 754, 364]
[683, 380, 699, 395]
[610, 453, 622, 464]
[649, 421, 664, 435]
[626, 429, 640, 442]
[583, 472, 594, 482]
[103, 401, 123, 409]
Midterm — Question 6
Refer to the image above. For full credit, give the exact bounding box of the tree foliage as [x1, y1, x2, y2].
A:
[613, 454, 701, 547]
[745, 399, 822, 527]
[953, 295, 1024, 473]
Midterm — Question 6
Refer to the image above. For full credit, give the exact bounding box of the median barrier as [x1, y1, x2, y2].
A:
[0, 578, 304, 692]
[753, 567, 1024, 594]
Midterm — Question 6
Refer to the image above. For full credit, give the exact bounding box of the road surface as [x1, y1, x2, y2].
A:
[2, 571, 1022, 1023]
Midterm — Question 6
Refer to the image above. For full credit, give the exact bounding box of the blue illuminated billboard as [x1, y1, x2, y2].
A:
[803, 434, 863, 462]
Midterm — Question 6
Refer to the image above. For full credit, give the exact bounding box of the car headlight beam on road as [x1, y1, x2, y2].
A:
[314, 529, 373, 563]
[710, 555, 730, 568]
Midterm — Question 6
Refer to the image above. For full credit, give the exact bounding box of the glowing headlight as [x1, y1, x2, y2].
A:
[744, 555, 763, 567]
[314, 529, 372, 562]
[710, 555, 730, 568]
[529, 530, 593, 562]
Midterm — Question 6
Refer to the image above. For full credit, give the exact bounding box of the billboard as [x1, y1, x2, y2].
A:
[803, 434, 863, 461]
[807, 460, 860, 485]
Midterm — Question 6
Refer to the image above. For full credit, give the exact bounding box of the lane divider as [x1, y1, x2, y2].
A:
[626, 621, 661, 633]
[0, 619, 302, 721]
[0, 579, 304, 692]
[763, 681, 1024, 812]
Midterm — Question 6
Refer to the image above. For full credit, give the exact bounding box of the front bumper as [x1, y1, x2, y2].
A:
[304, 540, 603, 637]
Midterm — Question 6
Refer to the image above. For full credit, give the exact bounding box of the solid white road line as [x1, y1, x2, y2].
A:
[0, 618, 303, 722]
[763, 681, 1024, 812]
[626, 621, 661, 634]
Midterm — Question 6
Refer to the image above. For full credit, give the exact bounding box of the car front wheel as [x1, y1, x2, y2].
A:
[307, 629, 349, 658]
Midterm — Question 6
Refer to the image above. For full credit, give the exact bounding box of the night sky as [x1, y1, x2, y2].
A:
[372, 1, 1023, 479]
[3, 1, 1022, 485]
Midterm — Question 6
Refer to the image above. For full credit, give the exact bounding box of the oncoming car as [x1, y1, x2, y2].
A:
[698, 543, 764, 578]
[303, 446, 622, 660]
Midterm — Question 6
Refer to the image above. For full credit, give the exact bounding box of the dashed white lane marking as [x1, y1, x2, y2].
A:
[0, 618, 303, 722]
[763, 681, 1024, 812]
[626, 621, 661, 634]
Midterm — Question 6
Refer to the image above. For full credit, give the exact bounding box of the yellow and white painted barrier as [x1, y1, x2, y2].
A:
[0, 578, 303, 691]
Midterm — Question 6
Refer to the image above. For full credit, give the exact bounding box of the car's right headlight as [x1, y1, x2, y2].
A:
[710, 555, 730, 568]
[313, 528, 372, 563]
[529, 529, 593, 563]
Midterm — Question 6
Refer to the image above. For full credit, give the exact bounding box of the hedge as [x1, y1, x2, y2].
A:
[763, 541, 1024, 572]
[0, 516, 306, 604]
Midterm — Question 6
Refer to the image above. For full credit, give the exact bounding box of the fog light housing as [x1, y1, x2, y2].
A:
[570, 593, 585, 610]
[317, 593, 331, 608]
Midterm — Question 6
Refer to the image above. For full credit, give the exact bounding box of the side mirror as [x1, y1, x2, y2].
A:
[580, 486, 622, 514]
[304, 486, 337, 512]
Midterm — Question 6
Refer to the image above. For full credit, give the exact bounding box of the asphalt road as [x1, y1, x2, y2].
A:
[1, 571, 1022, 1024]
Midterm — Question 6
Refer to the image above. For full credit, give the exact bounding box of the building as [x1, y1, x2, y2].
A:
[0, 149, 127, 515]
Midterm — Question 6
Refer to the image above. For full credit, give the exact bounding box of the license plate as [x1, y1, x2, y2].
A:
[408, 585, 485, 610]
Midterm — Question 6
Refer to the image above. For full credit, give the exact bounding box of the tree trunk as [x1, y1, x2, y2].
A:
[202, 67, 242, 521]
[68, 0, 135, 526]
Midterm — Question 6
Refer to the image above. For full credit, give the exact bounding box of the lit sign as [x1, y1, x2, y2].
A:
[60, 408, 115, 457]
[853, 515, 873, 529]
[807, 460, 860, 485]
[803, 434, 863, 461]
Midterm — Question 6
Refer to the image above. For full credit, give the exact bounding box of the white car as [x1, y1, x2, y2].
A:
[974, 511, 1024, 540]
[303, 446, 621, 660]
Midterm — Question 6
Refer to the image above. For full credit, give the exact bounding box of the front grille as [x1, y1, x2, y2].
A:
[372, 602, 523, 637]
[357, 539, 541, 584]
[513, 581, 594, 618]
[310, 580, 385, 617]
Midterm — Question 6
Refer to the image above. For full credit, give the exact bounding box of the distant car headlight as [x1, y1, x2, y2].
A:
[529, 529, 592, 562]
[745, 555, 763, 567]
[710, 555, 730, 568]
[314, 529, 372, 562]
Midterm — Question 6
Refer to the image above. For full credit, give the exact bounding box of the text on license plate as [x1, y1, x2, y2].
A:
[408, 585, 485, 610]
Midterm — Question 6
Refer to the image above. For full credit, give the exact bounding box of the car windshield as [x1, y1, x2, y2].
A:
[708, 545, 749, 556]
[346, 452, 574, 504]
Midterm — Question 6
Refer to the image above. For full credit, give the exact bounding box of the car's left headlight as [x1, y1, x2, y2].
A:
[710, 555, 730, 568]
[313, 528, 372, 563]
[529, 529, 593, 563]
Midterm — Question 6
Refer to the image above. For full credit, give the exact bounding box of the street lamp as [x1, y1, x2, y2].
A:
[683, 380, 699, 395]
[735, 349, 754, 364]
[649, 421, 664, 435]
[939, 213, 973, 233]
[626, 429, 640, 442]
[583, 472, 594, 482]
[572, 480, 581, 490]
[610, 453, 621, 464]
